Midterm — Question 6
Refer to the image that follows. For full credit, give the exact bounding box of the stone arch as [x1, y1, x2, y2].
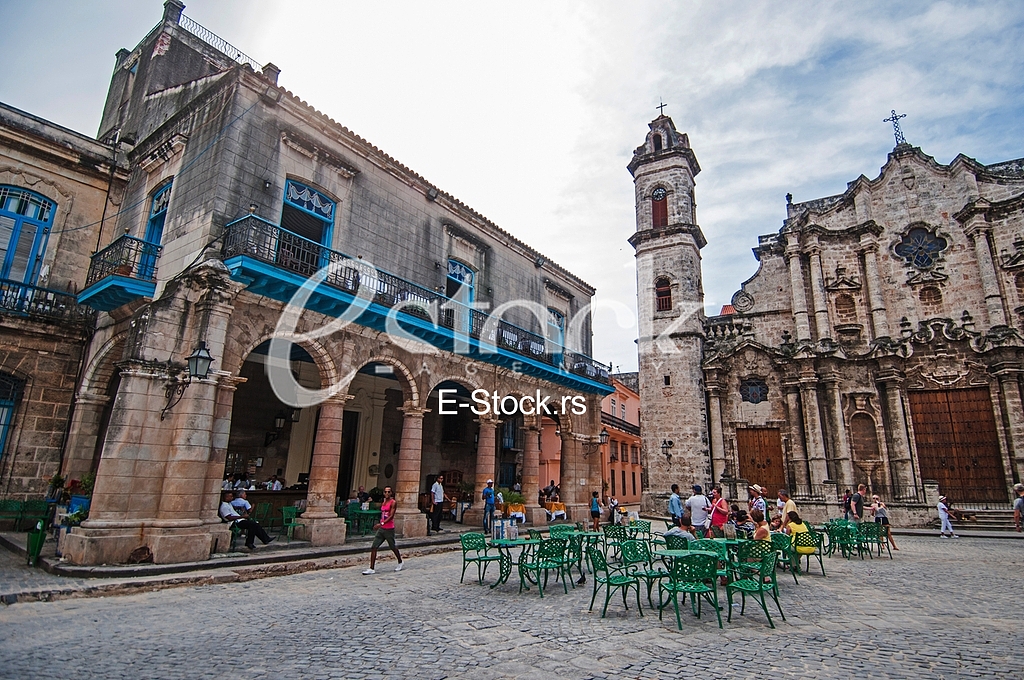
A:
[849, 412, 884, 491]
[227, 330, 340, 393]
[834, 293, 857, 324]
[355, 354, 419, 407]
[80, 333, 129, 394]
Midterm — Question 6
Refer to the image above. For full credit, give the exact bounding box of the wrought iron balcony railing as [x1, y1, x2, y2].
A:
[601, 411, 640, 436]
[0, 279, 95, 326]
[85, 234, 163, 288]
[222, 215, 611, 385]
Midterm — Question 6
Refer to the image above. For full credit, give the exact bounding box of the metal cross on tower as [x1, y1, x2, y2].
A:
[657, 100, 667, 116]
[884, 109, 908, 146]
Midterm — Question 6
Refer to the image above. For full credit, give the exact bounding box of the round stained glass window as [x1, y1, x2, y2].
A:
[893, 227, 948, 269]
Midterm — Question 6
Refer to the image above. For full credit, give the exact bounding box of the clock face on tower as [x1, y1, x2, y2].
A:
[652, 187, 667, 201]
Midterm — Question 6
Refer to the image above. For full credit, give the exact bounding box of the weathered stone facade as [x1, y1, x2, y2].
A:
[633, 114, 1024, 524]
[0, 103, 127, 501]
[57, 1, 610, 565]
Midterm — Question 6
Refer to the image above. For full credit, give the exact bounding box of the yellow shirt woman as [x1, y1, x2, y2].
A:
[788, 521, 815, 554]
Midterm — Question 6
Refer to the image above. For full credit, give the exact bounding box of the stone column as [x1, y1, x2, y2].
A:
[203, 373, 246, 554]
[798, 372, 829, 485]
[782, 380, 810, 490]
[707, 385, 727, 483]
[393, 405, 429, 538]
[807, 242, 831, 340]
[521, 421, 545, 526]
[61, 391, 111, 482]
[994, 366, 1024, 486]
[785, 243, 812, 342]
[297, 394, 352, 546]
[821, 371, 853, 487]
[462, 415, 499, 529]
[876, 369, 916, 500]
[559, 432, 589, 520]
[968, 228, 1008, 327]
[859, 236, 890, 339]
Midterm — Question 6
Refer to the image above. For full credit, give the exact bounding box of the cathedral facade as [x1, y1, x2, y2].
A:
[632, 115, 1024, 522]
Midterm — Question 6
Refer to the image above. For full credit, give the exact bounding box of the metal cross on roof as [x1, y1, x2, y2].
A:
[884, 109, 908, 146]
[657, 100, 667, 115]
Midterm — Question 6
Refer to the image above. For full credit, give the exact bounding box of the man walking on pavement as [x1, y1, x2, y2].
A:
[668, 484, 683, 526]
[430, 473, 446, 533]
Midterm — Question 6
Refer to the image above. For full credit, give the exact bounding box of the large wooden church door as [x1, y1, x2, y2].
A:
[736, 428, 786, 493]
[908, 388, 1006, 503]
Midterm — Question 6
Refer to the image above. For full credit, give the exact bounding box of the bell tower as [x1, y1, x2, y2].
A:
[627, 115, 710, 514]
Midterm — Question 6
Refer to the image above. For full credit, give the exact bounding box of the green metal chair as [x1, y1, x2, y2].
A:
[280, 506, 305, 540]
[549, 524, 574, 539]
[621, 539, 668, 607]
[527, 528, 543, 541]
[586, 545, 643, 618]
[658, 552, 722, 629]
[663, 534, 689, 551]
[603, 523, 628, 562]
[726, 552, 785, 629]
[459, 532, 501, 584]
[732, 538, 775, 582]
[858, 521, 890, 559]
[252, 502, 275, 530]
[519, 538, 569, 597]
[792, 530, 826, 576]
[829, 523, 864, 560]
[771, 532, 799, 583]
[690, 538, 732, 584]
[20, 500, 50, 531]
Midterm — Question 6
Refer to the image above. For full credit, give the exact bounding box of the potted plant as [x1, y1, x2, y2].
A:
[45, 473, 65, 502]
[368, 486, 385, 509]
[459, 481, 475, 502]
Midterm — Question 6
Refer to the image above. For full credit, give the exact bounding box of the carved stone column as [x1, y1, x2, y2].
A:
[798, 372, 828, 484]
[782, 379, 810, 490]
[462, 415, 499, 529]
[785, 242, 812, 342]
[521, 421, 545, 526]
[61, 391, 111, 482]
[968, 227, 1008, 327]
[821, 371, 853, 487]
[807, 241, 830, 340]
[859, 236, 890, 339]
[707, 384, 727, 482]
[298, 394, 352, 546]
[993, 365, 1024, 486]
[204, 373, 246, 553]
[876, 368, 916, 500]
[393, 405, 429, 538]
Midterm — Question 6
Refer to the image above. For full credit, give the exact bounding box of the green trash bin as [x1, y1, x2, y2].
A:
[27, 521, 46, 567]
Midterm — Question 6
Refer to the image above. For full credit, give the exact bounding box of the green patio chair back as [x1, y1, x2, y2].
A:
[726, 551, 786, 629]
[586, 545, 643, 618]
[771, 532, 799, 583]
[280, 505, 305, 539]
[663, 534, 689, 551]
[527, 528, 543, 540]
[519, 538, 569, 597]
[549, 524, 574, 539]
[460, 532, 500, 584]
[621, 539, 668, 608]
[658, 552, 722, 629]
[792, 530, 826, 576]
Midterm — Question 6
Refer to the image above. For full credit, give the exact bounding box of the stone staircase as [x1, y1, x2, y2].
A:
[928, 509, 1017, 532]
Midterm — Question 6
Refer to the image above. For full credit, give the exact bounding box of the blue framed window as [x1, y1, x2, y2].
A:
[139, 182, 171, 279]
[0, 373, 24, 464]
[0, 186, 55, 285]
[894, 226, 947, 269]
[282, 180, 334, 246]
[446, 259, 474, 302]
[547, 308, 565, 347]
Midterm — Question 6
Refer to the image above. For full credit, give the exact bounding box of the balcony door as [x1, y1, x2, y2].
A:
[280, 180, 335, 275]
[139, 183, 171, 280]
[0, 186, 54, 287]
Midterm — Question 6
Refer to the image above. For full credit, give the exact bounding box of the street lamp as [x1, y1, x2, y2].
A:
[265, 410, 288, 447]
[581, 427, 610, 458]
[160, 341, 214, 420]
[661, 439, 674, 461]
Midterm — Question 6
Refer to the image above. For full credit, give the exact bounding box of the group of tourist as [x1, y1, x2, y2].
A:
[221, 473, 283, 491]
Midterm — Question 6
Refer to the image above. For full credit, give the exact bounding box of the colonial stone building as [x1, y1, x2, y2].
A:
[0, 103, 128, 500]
[631, 114, 1024, 522]
[20, 1, 612, 565]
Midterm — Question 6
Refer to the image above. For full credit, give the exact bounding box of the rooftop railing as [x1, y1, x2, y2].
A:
[222, 215, 611, 384]
[178, 14, 263, 74]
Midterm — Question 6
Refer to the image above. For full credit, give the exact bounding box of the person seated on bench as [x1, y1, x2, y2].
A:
[219, 491, 275, 550]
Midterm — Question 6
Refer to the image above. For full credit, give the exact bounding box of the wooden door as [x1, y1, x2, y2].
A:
[908, 388, 1006, 503]
[736, 428, 786, 494]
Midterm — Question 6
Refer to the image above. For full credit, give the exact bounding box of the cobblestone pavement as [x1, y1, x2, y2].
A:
[1, 535, 1021, 679]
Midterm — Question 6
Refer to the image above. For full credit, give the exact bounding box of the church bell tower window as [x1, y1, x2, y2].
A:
[655, 277, 672, 311]
[652, 187, 668, 228]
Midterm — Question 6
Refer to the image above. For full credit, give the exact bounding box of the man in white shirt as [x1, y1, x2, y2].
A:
[430, 474, 447, 534]
[230, 489, 252, 515]
[686, 485, 711, 533]
[219, 491, 274, 550]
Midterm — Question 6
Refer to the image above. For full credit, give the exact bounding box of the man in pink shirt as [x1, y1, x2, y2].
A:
[363, 486, 404, 574]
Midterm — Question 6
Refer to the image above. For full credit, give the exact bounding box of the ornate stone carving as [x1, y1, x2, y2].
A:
[731, 290, 754, 312]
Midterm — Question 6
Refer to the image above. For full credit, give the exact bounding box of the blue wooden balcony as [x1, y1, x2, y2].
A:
[77, 234, 162, 312]
[222, 215, 613, 394]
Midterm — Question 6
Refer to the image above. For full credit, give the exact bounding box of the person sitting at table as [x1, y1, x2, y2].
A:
[267, 475, 283, 491]
[664, 515, 697, 541]
[729, 509, 756, 538]
[357, 486, 371, 504]
[543, 480, 556, 499]
[750, 508, 770, 542]
[785, 511, 814, 550]
[230, 489, 252, 516]
[219, 491, 275, 550]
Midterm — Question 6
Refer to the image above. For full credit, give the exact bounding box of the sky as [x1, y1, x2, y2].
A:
[2, 0, 1024, 373]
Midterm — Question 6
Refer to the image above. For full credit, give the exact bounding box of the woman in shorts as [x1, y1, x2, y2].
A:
[590, 491, 601, 531]
[870, 494, 899, 551]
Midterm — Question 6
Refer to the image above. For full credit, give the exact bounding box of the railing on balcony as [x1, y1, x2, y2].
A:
[601, 411, 640, 436]
[222, 215, 612, 384]
[0, 279, 94, 326]
[85, 234, 163, 288]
